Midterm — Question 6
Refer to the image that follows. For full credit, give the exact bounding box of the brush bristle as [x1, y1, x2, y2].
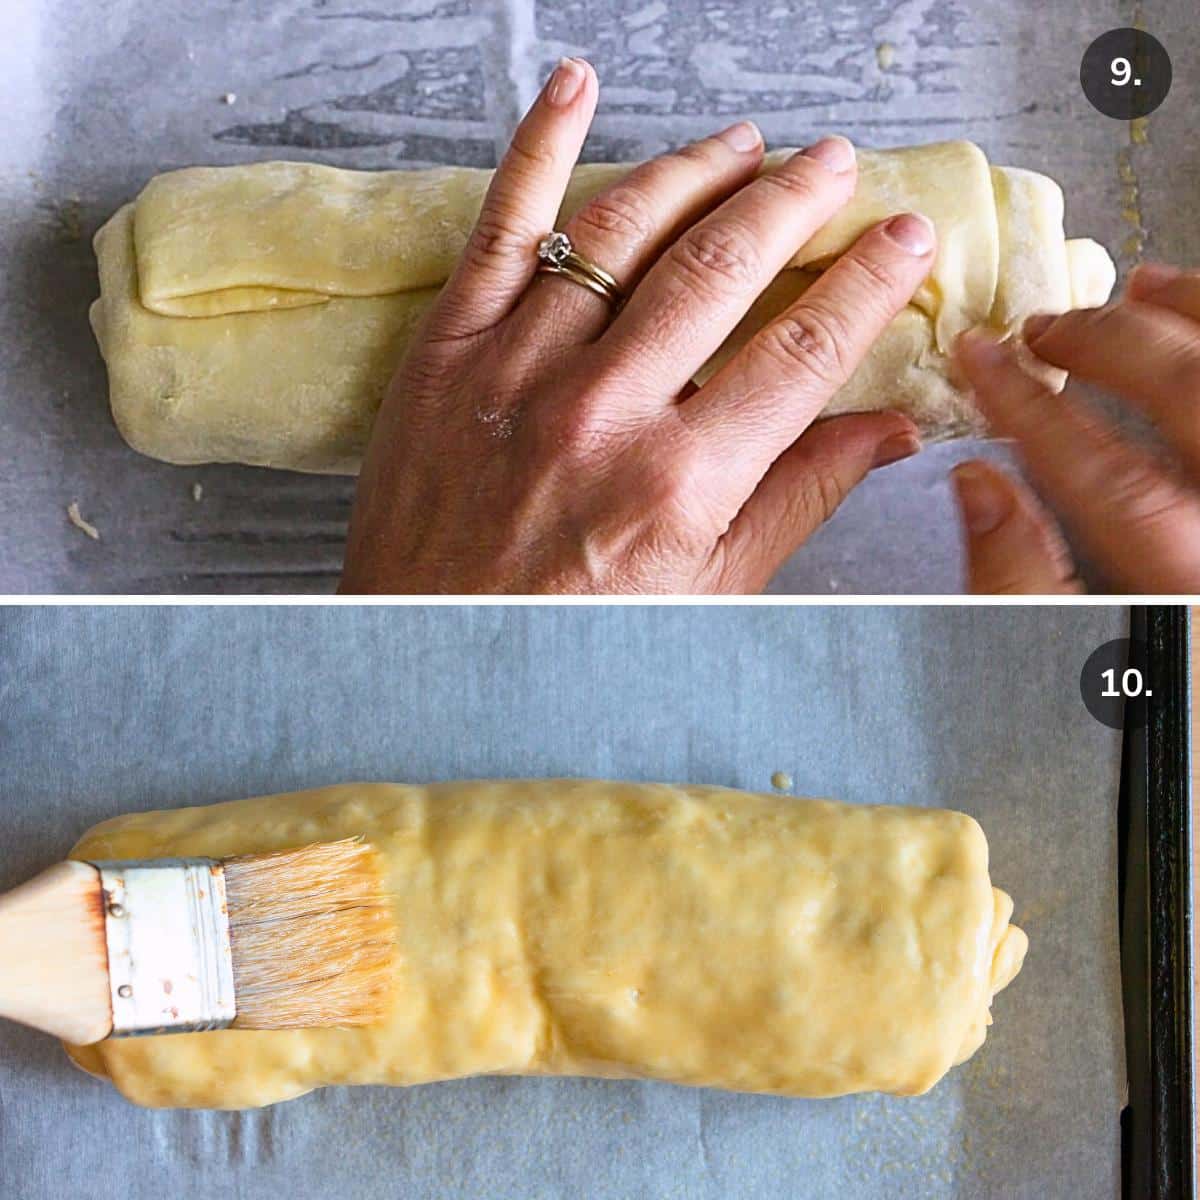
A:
[222, 839, 396, 1030]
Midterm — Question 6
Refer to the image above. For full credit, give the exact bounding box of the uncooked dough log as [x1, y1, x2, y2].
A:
[90, 140, 1114, 474]
[63, 780, 1026, 1110]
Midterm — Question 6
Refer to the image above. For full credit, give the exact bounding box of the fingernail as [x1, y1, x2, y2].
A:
[1022, 313, 1055, 342]
[799, 135, 855, 174]
[715, 120, 762, 153]
[882, 212, 935, 256]
[953, 463, 1013, 535]
[957, 328, 1010, 369]
[545, 57, 586, 107]
[1132, 261, 1180, 296]
[872, 433, 922, 469]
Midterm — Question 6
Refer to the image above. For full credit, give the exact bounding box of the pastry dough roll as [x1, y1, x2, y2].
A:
[63, 780, 1026, 1110]
[91, 140, 1113, 472]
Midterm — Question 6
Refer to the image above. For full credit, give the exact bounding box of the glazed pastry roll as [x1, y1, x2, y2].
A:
[90, 140, 1113, 472]
[64, 780, 1027, 1110]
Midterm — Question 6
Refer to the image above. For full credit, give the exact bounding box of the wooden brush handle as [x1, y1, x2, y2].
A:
[0, 861, 113, 1044]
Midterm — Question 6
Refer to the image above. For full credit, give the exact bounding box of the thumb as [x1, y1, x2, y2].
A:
[714, 412, 921, 591]
[952, 460, 1082, 594]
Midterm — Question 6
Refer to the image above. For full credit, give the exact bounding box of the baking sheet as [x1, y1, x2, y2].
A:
[0, 604, 1125, 1197]
[1, 0, 1197, 593]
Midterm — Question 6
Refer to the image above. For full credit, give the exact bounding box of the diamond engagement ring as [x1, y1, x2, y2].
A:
[535, 231, 624, 307]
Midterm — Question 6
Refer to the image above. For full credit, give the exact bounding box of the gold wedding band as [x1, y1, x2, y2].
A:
[536, 231, 624, 307]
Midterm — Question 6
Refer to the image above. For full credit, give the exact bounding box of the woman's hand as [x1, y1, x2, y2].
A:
[952, 264, 1200, 594]
[341, 57, 936, 593]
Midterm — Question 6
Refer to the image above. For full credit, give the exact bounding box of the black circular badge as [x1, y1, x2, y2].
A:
[1081, 28, 1172, 119]
[1080, 638, 1150, 731]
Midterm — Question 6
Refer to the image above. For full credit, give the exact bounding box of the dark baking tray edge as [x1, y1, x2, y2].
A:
[1121, 605, 1195, 1199]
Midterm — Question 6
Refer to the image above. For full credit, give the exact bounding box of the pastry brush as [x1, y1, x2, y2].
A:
[0, 839, 395, 1043]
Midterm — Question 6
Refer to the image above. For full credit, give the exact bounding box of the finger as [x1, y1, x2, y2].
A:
[711, 411, 920, 591]
[956, 329, 1200, 592]
[433, 57, 598, 340]
[952, 461, 1081, 594]
[600, 135, 860, 396]
[1021, 300, 1200, 475]
[514, 122, 765, 344]
[1125, 262, 1200, 324]
[683, 212, 935, 501]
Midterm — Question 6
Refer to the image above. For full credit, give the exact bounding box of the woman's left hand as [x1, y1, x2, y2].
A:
[340, 57, 936, 593]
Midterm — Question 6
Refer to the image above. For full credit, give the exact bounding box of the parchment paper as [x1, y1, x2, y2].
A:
[0, 604, 1125, 1197]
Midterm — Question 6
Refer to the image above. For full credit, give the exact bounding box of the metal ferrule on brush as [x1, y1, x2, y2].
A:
[92, 859, 236, 1037]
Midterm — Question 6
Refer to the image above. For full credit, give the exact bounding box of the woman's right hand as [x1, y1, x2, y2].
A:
[952, 264, 1200, 594]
